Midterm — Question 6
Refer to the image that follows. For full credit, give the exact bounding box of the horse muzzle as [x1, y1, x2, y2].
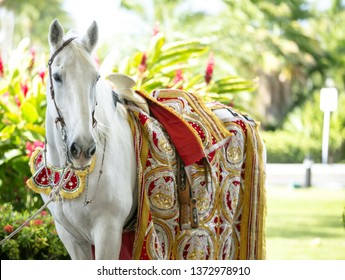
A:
[68, 141, 96, 169]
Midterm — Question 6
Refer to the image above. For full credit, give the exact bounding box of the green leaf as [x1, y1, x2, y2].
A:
[147, 33, 165, 65]
[150, 56, 195, 74]
[23, 123, 45, 137]
[0, 99, 11, 113]
[184, 74, 204, 90]
[162, 40, 207, 54]
[140, 78, 168, 93]
[10, 68, 20, 81]
[21, 101, 39, 123]
[159, 64, 190, 76]
[0, 125, 16, 140]
[159, 46, 208, 62]
[5, 112, 20, 124]
[0, 82, 8, 95]
[118, 56, 131, 75]
[216, 87, 256, 94]
[0, 149, 22, 165]
[211, 77, 256, 94]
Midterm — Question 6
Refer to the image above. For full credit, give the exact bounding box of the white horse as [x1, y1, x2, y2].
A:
[43, 19, 137, 259]
[40, 19, 266, 260]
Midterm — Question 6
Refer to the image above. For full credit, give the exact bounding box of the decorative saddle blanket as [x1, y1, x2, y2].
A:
[126, 89, 266, 260]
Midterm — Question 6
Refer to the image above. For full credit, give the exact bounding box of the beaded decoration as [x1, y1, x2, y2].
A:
[26, 147, 96, 199]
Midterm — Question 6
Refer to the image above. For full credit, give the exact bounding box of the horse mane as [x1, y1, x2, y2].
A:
[94, 79, 128, 141]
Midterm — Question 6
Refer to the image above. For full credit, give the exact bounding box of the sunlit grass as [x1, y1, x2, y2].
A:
[266, 187, 345, 260]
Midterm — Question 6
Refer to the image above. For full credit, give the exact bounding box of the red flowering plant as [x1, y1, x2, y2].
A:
[0, 29, 255, 214]
[0, 39, 46, 211]
[108, 25, 255, 107]
[0, 203, 68, 259]
[0, 51, 4, 78]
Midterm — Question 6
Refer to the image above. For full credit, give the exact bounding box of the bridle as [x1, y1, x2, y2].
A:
[48, 37, 75, 128]
[47, 37, 99, 167]
[47, 37, 98, 132]
[47, 37, 106, 206]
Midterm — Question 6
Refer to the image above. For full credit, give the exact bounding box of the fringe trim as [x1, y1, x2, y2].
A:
[26, 147, 96, 200]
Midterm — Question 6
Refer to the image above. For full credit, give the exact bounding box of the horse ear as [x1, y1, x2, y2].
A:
[48, 19, 64, 51]
[83, 21, 98, 52]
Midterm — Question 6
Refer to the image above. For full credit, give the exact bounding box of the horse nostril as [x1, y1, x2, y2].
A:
[87, 144, 96, 158]
[70, 142, 81, 158]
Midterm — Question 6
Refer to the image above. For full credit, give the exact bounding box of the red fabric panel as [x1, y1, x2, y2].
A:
[136, 90, 205, 166]
[144, 100, 205, 166]
[119, 231, 135, 260]
[90, 231, 135, 260]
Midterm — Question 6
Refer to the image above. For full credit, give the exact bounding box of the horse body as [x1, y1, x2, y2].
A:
[42, 20, 136, 259]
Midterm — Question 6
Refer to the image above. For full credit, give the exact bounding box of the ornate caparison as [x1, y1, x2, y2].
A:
[125, 89, 266, 260]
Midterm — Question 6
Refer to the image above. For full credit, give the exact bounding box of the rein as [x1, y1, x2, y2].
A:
[0, 164, 73, 246]
[1, 40, 120, 246]
[1, 41, 77, 246]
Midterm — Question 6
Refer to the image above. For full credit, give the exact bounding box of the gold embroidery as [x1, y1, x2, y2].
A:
[129, 90, 266, 260]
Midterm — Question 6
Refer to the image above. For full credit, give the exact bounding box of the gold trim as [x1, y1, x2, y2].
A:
[137, 90, 204, 150]
[255, 123, 266, 260]
[239, 120, 266, 260]
[157, 89, 231, 141]
[128, 110, 151, 260]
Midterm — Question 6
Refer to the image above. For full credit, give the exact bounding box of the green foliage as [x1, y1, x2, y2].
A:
[284, 92, 345, 162]
[262, 130, 321, 163]
[0, 38, 46, 210]
[1, 0, 70, 46]
[109, 31, 255, 110]
[263, 88, 345, 163]
[0, 203, 69, 259]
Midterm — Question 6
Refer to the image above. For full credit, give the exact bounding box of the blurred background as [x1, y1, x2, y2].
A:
[0, 0, 344, 260]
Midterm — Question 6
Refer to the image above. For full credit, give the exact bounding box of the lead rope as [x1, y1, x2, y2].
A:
[83, 137, 107, 207]
[0, 164, 73, 246]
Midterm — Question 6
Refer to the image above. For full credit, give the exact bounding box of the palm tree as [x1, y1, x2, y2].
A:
[120, 0, 329, 127]
[0, 0, 69, 47]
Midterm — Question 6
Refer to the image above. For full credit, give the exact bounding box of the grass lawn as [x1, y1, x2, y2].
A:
[266, 186, 345, 260]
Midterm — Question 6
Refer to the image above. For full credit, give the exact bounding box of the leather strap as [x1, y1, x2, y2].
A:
[47, 37, 76, 127]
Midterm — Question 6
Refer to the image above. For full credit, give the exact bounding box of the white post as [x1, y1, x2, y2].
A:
[321, 110, 330, 164]
[320, 83, 338, 164]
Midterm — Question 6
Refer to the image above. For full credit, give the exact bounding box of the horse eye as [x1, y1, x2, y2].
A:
[53, 73, 62, 83]
[96, 74, 100, 82]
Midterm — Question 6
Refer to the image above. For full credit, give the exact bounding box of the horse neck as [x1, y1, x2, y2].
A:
[94, 79, 128, 132]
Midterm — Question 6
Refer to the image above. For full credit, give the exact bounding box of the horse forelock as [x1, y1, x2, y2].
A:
[60, 32, 97, 68]
[70, 41, 98, 68]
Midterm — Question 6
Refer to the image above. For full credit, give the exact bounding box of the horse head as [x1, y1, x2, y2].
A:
[47, 19, 99, 169]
